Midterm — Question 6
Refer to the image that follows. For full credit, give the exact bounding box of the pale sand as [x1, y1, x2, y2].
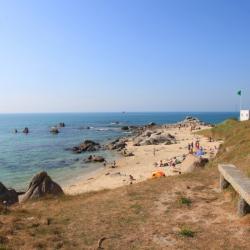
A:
[64, 125, 221, 195]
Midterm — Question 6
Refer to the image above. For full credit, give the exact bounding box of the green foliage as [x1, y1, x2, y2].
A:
[179, 197, 192, 206]
[179, 227, 195, 237]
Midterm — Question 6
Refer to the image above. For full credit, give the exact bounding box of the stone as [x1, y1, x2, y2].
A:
[85, 155, 105, 163]
[106, 139, 126, 151]
[0, 182, 18, 205]
[121, 126, 129, 131]
[50, 127, 59, 134]
[19, 172, 64, 203]
[23, 127, 29, 134]
[59, 122, 65, 127]
[72, 140, 100, 153]
[144, 130, 152, 137]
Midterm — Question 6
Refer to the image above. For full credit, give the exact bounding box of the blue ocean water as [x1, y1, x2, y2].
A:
[0, 112, 237, 190]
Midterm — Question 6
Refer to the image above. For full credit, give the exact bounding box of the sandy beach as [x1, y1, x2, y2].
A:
[64, 120, 221, 195]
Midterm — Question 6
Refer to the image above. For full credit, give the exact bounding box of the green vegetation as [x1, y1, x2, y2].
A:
[179, 197, 192, 206]
[198, 119, 250, 175]
[179, 227, 195, 238]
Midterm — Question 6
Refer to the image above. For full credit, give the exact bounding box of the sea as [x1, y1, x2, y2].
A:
[0, 112, 237, 190]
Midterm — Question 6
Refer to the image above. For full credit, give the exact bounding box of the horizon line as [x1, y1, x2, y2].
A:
[0, 111, 239, 115]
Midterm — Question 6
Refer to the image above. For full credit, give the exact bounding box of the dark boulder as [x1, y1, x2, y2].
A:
[106, 138, 126, 151]
[19, 172, 64, 203]
[72, 140, 100, 153]
[23, 127, 29, 134]
[59, 122, 65, 127]
[0, 183, 18, 205]
[121, 126, 129, 131]
[50, 127, 59, 134]
[84, 155, 105, 163]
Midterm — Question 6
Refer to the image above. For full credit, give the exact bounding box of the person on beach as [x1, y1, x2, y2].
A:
[153, 148, 156, 156]
[195, 140, 200, 149]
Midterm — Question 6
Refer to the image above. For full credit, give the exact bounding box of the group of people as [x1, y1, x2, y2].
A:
[155, 155, 185, 168]
[187, 140, 203, 154]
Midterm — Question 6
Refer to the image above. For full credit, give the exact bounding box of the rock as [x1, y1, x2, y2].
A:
[148, 122, 156, 126]
[121, 126, 129, 131]
[106, 138, 126, 151]
[124, 152, 134, 157]
[50, 127, 59, 134]
[85, 155, 105, 163]
[19, 172, 64, 203]
[0, 183, 18, 205]
[140, 134, 176, 146]
[23, 127, 29, 134]
[72, 140, 100, 153]
[59, 122, 65, 127]
[144, 130, 152, 137]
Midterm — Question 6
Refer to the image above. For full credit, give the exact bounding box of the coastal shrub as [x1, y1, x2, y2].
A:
[179, 227, 195, 238]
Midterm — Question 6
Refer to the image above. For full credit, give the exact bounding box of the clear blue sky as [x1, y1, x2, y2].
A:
[0, 0, 249, 113]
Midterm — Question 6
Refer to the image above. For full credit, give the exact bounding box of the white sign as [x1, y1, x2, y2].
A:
[240, 110, 250, 121]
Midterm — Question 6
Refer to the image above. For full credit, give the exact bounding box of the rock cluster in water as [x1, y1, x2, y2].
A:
[50, 127, 60, 134]
[72, 140, 101, 153]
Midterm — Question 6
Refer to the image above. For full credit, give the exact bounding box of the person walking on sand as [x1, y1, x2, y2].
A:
[153, 148, 156, 156]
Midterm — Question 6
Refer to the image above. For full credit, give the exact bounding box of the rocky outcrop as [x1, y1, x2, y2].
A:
[23, 127, 29, 134]
[148, 122, 156, 126]
[19, 172, 64, 203]
[50, 127, 59, 134]
[106, 138, 127, 151]
[133, 133, 176, 146]
[59, 122, 65, 127]
[0, 183, 18, 205]
[72, 140, 100, 153]
[178, 116, 210, 127]
[121, 126, 129, 131]
[84, 155, 105, 163]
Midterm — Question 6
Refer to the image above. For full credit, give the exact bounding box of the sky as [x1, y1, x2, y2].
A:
[0, 0, 250, 113]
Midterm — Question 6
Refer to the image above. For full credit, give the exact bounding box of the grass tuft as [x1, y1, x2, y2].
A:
[179, 197, 192, 206]
[179, 227, 195, 238]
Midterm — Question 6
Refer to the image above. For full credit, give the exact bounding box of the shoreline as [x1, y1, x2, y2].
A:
[64, 118, 221, 195]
